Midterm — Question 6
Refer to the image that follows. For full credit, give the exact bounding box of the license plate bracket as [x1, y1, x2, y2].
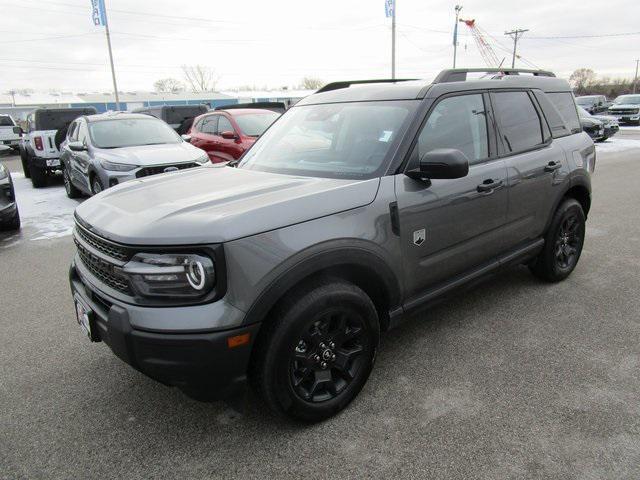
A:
[74, 295, 100, 342]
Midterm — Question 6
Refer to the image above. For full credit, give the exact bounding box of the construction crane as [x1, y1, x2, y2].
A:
[459, 18, 503, 68]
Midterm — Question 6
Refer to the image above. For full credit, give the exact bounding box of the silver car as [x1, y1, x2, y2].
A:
[60, 112, 209, 197]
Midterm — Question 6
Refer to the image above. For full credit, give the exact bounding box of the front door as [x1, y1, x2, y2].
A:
[395, 92, 509, 301]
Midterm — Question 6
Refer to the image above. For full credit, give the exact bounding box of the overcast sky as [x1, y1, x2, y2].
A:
[1, 0, 638, 93]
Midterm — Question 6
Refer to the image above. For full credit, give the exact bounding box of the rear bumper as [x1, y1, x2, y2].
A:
[69, 260, 260, 400]
[30, 155, 61, 170]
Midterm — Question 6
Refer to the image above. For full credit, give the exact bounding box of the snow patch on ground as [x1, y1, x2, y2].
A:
[595, 138, 640, 153]
[11, 172, 83, 241]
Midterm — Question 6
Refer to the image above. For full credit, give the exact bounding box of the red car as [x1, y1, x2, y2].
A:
[188, 109, 280, 163]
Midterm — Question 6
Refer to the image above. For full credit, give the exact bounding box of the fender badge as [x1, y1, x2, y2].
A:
[413, 228, 426, 246]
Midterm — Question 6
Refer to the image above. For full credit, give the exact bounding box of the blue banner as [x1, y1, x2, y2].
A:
[91, 0, 106, 26]
[453, 21, 458, 46]
[385, 0, 394, 18]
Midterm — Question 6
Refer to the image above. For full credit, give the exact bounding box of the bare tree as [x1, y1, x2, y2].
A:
[299, 77, 324, 90]
[181, 65, 219, 92]
[153, 78, 185, 93]
[569, 68, 596, 94]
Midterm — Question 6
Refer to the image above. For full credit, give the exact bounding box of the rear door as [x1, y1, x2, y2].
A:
[395, 92, 509, 299]
[491, 90, 569, 247]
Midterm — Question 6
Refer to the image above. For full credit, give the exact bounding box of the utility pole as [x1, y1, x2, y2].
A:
[453, 5, 463, 68]
[634, 59, 639, 94]
[391, 0, 396, 79]
[505, 28, 529, 68]
[102, 0, 121, 111]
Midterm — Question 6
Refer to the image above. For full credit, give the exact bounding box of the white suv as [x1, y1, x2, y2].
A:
[0, 114, 21, 152]
[20, 107, 97, 187]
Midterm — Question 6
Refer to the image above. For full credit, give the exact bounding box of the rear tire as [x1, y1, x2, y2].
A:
[251, 278, 380, 422]
[20, 148, 31, 178]
[529, 198, 585, 282]
[91, 176, 103, 195]
[63, 164, 82, 199]
[29, 163, 47, 188]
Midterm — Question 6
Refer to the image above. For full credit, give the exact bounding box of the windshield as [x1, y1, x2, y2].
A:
[89, 118, 181, 149]
[0, 116, 15, 127]
[234, 112, 280, 137]
[613, 95, 640, 105]
[239, 101, 416, 179]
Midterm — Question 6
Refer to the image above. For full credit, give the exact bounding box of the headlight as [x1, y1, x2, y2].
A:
[100, 160, 138, 171]
[0, 164, 7, 180]
[195, 153, 210, 165]
[123, 252, 215, 299]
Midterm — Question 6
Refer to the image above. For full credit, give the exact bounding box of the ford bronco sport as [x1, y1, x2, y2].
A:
[69, 69, 593, 421]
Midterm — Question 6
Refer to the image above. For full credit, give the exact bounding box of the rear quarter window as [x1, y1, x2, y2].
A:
[546, 92, 581, 135]
[492, 91, 544, 153]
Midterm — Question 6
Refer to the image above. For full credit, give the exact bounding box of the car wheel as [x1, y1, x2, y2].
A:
[0, 207, 20, 231]
[529, 198, 585, 282]
[29, 163, 47, 188]
[251, 278, 380, 422]
[91, 177, 103, 195]
[20, 148, 31, 179]
[63, 165, 82, 199]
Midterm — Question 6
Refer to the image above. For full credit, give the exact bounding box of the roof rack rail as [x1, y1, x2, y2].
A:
[433, 68, 556, 84]
[316, 78, 419, 94]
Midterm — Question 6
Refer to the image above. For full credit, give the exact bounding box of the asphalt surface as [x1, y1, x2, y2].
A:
[1, 136, 640, 479]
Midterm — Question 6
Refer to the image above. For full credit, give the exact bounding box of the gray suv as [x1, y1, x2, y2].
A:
[69, 69, 594, 421]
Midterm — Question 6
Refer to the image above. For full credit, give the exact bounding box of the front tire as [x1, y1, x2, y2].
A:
[529, 198, 585, 282]
[91, 176, 104, 195]
[63, 165, 82, 199]
[251, 279, 380, 422]
[0, 208, 20, 231]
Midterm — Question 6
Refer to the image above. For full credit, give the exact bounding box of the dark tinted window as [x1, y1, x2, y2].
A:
[414, 94, 489, 165]
[533, 91, 569, 139]
[0, 116, 14, 127]
[546, 92, 581, 134]
[67, 121, 78, 141]
[35, 109, 94, 130]
[493, 91, 543, 153]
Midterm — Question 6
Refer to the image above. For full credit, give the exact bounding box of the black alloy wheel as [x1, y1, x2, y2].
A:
[290, 311, 368, 403]
[554, 214, 582, 271]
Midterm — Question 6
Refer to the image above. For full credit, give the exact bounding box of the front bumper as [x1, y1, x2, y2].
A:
[69, 260, 260, 400]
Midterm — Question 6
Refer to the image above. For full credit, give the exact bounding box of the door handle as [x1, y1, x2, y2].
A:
[477, 179, 503, 192]
[544, 161, 562, 172]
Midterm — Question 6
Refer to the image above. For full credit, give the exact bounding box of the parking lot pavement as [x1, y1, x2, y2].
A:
[1, 142, 640, 479]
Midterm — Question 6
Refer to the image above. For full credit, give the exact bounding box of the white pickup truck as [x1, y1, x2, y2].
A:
[0, 114, 21, 152]
[20, 107, 97, 187]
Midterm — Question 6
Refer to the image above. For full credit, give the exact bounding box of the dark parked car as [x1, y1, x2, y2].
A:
[132, 105, 209, 134]
[69, 68, 593, 421]
[575, 95, 609, 114]
[608, 94, 640, 125]
[60, 112, 209, 198]
[577, 106, 618, 142]
[187, 108, 280, 163]
[0, 149, 20, 231]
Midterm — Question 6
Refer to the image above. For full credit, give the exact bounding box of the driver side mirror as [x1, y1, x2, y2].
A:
[220, 130, 237, 140]
[405, 148, 469, 181]
[68, 141, 87, 152]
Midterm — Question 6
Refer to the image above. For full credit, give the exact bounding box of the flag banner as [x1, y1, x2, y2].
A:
[91, 0, 106, 26]
[385, 0, 394, 18]
[453, 21, 458, 46]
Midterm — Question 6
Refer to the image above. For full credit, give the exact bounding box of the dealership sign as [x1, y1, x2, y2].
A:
[90, 0, 106, 26]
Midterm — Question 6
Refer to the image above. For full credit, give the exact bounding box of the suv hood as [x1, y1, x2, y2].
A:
[75, 165, 380, 245]
[610, 104, 640, 110]
[94, 142, 204, 166]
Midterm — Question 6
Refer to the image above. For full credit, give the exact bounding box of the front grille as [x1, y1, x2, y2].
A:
[75, 224, 129, 262]
[136, 162, 199, 178]
[75, 240, 131, 294]
[609, 108, 639, 115]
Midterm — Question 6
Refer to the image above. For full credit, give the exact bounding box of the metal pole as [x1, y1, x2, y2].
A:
[634, 59, 639, 94]
[505, 28, 528, 68]
[391, 0, 396, 79]
[102, 0, 120, 110]
[453, 5, 462, 68]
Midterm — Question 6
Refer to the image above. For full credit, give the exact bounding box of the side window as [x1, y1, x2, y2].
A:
[413, 93, 489, 165]
[77, 121, 89, 145]
[546, 92, 582, 135]
[217, 116, 234, 134]
[200, 116, 218, 135]
[492, 91, 544, 153]
[67, 121, 78, 141]
[533, 91, 568, 139]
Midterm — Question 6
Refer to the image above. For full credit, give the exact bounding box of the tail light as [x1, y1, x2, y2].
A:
[34, 136, 43, 150]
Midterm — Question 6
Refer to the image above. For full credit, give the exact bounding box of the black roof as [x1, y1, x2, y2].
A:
[297, 68, 572, 106]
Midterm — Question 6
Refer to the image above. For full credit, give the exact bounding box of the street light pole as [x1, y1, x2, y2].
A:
[633, 59, 639, 94]
[505, 28, 529, 68]
[453, 5, 462, 68]
[391, 0, 396, 79]
[101, 0, 120, 110]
